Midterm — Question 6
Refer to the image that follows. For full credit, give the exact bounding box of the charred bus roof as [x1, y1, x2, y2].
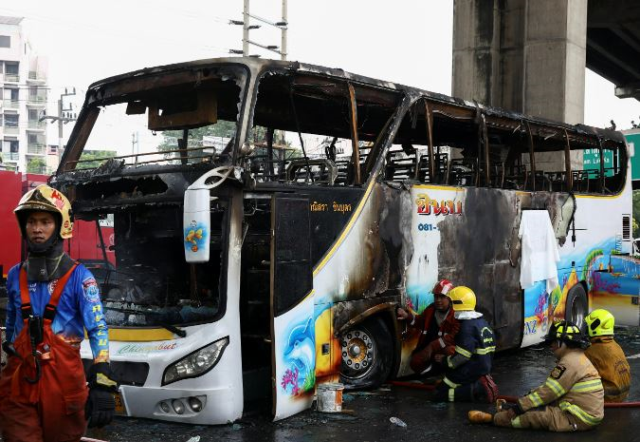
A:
[64, 56, 625, 155]
[53, 57, 626, 201]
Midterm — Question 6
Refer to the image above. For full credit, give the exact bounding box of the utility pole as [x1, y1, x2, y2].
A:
[230, 0, 288, 60]
[243, 0, 250, 56]
[280, 0, 288, 61]
[132, 132, 139, 164]
[41, 88, 77, 161]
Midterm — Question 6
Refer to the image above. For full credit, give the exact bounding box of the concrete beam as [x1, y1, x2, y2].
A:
[615, 83, 640, 100]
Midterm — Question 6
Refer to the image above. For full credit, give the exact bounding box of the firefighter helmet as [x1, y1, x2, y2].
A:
[433, 279, 454, 297]
[585, 309, 615, 337]
[545, 321, 590, 349]
[14, 184, 73, 239]
[448, 286, 476, 311]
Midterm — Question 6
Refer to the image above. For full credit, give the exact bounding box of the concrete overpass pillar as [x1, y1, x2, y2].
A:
[452, 0, 588, 124]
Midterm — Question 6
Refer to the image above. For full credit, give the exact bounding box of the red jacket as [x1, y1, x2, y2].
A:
[410, 304, 459, 356]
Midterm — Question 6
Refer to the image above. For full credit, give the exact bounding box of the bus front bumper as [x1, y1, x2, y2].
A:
[118, 384, 242, 425]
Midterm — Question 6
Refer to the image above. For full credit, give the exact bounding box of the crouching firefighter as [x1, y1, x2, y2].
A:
[433, 286, 498, 403]
[584, 309, 631, 403]
[0, 185, 118, 442]
[470, 321, 604, 432]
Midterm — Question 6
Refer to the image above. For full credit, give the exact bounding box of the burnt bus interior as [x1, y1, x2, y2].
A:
[241, 72, 625, 196]
[385, 99, 626, 194]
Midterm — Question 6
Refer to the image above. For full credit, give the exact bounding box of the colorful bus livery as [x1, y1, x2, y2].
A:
[49, 58, 634, 424]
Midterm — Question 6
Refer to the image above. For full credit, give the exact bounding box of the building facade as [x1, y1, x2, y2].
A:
[0, 16, 53, 174]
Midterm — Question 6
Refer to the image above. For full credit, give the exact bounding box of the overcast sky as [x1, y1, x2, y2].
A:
[3, 0, 639, 137]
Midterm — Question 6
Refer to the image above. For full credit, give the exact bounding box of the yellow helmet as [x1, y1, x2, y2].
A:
[14, 184, 74, 239]
[585, 309, 615, 337]
[448, 286, 476, 311]
[545, 321, 590, 349]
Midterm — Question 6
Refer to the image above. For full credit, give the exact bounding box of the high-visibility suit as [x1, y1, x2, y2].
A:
[407, 304, 459, 374]
[0, 263, 110, 442]
[436, 312, 496, 402]
[585, 336, 631, 402]
[496, 350, 604, 432]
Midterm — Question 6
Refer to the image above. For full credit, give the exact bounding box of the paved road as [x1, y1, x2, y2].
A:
[79, 326, 640, 442]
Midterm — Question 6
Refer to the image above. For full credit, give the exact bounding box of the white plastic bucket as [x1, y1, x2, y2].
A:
[317, 382, 344, 413]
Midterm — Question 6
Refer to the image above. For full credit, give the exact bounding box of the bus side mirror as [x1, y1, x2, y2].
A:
[183, 167, 234, 263]
[184, 187, 213, 263]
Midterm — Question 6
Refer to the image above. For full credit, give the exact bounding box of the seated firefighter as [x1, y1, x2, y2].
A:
[396, 279, 460, 376]
[471, 321, 604, 432]
[433, 286, 498, 403]
[584, 309, 631, 402]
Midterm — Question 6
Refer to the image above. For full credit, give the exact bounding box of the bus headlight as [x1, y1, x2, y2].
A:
[162, 337, 229, 385]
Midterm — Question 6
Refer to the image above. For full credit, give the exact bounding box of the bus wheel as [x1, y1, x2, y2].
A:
[339, 316, 393, 389]
[565, 284, 588, 329]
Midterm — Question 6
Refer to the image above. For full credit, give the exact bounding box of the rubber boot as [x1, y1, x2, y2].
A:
[468, 410, 493, 424]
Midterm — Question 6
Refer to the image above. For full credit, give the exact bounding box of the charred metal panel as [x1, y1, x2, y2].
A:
[276, 186, 365, 266]
[379, 184, 415, 291]
[271, 196, 312, 316]
[312, 183, 397, 307]
[436, 188, 520, 349]
[54, 163, 223, 215]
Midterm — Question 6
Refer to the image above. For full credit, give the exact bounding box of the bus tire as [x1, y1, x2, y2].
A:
[339, 316, 393, 389]
[565, 284, 588, 329]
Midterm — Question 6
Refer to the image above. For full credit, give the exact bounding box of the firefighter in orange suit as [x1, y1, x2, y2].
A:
[489, 321, 604, 432]
[584, 309, 631, 402]
[0, 185, 118, 442]
[397, 279, 460, 375]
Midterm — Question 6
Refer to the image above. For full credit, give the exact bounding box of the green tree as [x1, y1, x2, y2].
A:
[26, 157, 47, 174]
[77, 150, 117, 169]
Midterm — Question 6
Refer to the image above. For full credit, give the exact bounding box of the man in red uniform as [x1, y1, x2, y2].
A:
[0, 185, 118, 442]
[397, 279, 460, 375]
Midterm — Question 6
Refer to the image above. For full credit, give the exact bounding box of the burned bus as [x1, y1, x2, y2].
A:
[50, 58, 637, 424]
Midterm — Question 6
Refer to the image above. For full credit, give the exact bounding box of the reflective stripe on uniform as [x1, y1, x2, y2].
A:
[527, 392, 544, 407]
[448, 388, 455, 402]
[455, 346, 472, 358]
[512, 416, 522, 428]
[545, 378, 566, 397]
[443, 377, 460, 389]
[559, 401, 602, 426]
[570, 379, 603, 393]
[475, 346, 495, 355]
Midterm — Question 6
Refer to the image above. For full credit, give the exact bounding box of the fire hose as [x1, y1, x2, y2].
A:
[390, 381, 640, 408]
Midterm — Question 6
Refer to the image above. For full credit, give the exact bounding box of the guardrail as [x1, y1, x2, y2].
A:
[27, 95, 47, 105]
[27, 143, 46, 155]
[3, 99, 19, 109]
